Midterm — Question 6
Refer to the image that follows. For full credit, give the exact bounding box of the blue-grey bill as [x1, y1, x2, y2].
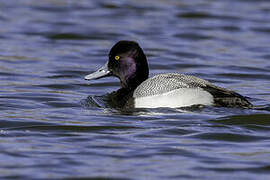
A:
[85, 62, 111, 80]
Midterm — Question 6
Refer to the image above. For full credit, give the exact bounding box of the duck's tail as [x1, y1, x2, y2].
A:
[203, 85, 253, 108]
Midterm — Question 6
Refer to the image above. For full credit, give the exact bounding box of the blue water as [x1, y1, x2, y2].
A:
[0, 0, 270, 179]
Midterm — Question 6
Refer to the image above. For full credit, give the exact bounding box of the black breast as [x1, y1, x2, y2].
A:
[107, 88, 135, 108]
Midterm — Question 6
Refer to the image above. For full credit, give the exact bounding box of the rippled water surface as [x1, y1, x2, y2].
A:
[1, 0, 270, 179]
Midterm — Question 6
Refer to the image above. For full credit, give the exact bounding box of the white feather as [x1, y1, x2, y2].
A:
[134, 88, 214, 108]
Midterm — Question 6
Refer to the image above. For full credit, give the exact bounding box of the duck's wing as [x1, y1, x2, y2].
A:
[134, 73, 252, 108]
[134, 73, 213, 98]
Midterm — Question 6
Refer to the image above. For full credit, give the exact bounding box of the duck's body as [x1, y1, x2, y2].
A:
[133, 73, 214, 108]
[85, 41, 252, 109]
[133, 73, 251, 108]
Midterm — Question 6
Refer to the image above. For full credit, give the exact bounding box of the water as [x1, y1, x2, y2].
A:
[0, 0, 270, 179]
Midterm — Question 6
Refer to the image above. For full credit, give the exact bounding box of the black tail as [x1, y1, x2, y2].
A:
[203, 85, 253, 108]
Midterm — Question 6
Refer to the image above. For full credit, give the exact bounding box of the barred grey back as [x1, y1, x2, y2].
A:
[133, 73, 214, 98]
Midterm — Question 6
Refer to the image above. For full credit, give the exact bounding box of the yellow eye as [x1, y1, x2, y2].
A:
[115, 56, 120, 61]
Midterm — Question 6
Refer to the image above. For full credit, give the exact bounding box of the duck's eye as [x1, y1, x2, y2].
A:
[114, 56, 120, 61]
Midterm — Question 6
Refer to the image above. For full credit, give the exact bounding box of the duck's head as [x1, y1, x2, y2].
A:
[85, 41, 149, 89]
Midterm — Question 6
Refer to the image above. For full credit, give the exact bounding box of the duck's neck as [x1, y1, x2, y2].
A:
[121, 68, 149, 92]
[120, 79, 141, 92]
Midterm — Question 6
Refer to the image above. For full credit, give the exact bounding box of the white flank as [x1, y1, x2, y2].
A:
[134, 88, 214, 108]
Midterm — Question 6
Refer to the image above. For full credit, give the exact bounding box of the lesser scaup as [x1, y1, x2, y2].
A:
[85, 40, 252, 108]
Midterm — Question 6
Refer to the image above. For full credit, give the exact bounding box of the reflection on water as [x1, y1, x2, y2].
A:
[0, 0, 270, 179]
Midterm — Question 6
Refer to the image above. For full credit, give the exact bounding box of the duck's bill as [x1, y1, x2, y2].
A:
[85, 62, 111, 80]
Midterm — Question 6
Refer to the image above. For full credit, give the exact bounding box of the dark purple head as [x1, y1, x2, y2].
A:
[85, 41, 149, 90]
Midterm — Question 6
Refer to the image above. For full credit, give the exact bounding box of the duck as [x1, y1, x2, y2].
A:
[85, 40, 252, 109]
